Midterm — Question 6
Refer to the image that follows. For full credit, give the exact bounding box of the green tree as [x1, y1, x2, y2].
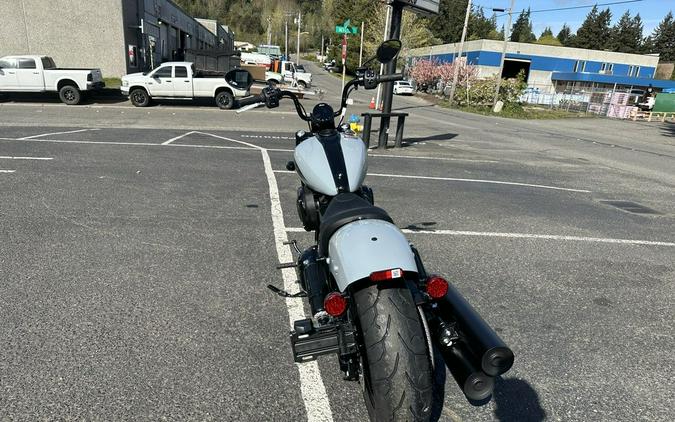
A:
[651, 11, 675, 61]
[540, 27, 553, 38]
[510, 9, 536, 43]
[572, 6, 612, 50]
[468, 7, 498, 41]
[556, 24, 572, 46]
[608, 11, 644, 53]
[430, 0, 472, 43]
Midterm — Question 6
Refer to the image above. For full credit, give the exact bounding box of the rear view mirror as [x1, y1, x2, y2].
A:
[226, 69, 254, 90]
[376, 39, 402, 64]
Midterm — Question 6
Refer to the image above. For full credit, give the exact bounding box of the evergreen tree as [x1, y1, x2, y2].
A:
[510, 9, 536, 43]
[431, 0, 472, 43]
[557, 24, 572, 46]
[540, 27, 553, 38]
[652, 11, 675, 61]
[572, 6, 612, 50]
[608, 11, 644, 53]
[468, 7, 498, 41]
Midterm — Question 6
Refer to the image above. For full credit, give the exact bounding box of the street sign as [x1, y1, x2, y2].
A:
[335, 18, 358, 34]
[341, 34, 347, 63]
[394, 0, 440, 16]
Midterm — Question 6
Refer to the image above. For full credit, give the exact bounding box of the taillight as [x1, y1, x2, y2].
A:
[324, 292, 347, 317]
[425, 275, 449, 299]
[369, 268, 403, 282]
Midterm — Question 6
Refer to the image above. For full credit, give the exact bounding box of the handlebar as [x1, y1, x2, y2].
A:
[237, 93, 266, 107]
[375, 73, 404, 83]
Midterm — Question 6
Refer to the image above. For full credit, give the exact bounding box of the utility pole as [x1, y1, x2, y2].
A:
[375, 5, 392, 110]
[296, 11, 301, 65]
[448, 0, 472, 105]
[493, 0, 515, 111]
[358, 21, 365, 67]
[285, 20, 288, 60]
[321, 34, 324, 60]
[267, 16, 272, 46]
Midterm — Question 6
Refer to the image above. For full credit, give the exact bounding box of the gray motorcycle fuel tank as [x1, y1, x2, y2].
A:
[328, 219, 418, 292]
[294, 132, 367, 196]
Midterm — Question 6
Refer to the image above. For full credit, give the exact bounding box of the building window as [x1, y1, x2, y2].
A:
[628, 65, 641, 77]
[574, 60, 586, 72]
[600, 63, 614, 74]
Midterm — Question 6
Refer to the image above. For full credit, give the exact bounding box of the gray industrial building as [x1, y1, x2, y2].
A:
[0, 0, 234, 77]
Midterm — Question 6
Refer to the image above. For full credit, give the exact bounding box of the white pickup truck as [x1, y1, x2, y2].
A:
[281, 61, 312, 88]
[0, 55, 104, 105]
[121, 62, 248, 109]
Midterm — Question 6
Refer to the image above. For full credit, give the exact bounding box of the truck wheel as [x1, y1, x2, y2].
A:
[215, 91, 234, 110]
[353, 283, 433, 422]
[129, 88, 150, 107]
[297, 80, 307, 89]
[59, 85, 81, 105]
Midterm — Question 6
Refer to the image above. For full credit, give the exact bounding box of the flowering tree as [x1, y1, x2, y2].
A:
[408, 59, 479, 93]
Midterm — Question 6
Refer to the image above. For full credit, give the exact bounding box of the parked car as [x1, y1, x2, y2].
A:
[120, 62, 249, 109]
[0, 55, 104, 105]
[393, 80, 414, 95]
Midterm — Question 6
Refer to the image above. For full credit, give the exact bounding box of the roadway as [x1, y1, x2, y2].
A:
[0, 63, 673, 421]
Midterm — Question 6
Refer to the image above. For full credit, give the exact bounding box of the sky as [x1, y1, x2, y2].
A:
[472, 0, 673, 38]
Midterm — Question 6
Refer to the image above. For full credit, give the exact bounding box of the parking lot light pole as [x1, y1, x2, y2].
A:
[493, 0, 515, 111]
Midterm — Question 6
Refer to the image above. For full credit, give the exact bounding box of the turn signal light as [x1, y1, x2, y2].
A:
[370, 268, 403, 282]
[426, 276, 449, 300]
[324, 292, 347, 317]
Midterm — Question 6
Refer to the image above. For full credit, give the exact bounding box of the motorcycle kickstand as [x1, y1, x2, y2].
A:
[267, 284, 307, 298]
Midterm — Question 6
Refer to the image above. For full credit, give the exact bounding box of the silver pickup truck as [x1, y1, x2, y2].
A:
[0, 55, 104, 105]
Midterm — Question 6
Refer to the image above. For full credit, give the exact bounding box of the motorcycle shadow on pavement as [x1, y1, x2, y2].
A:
[430, 346, 546, 422]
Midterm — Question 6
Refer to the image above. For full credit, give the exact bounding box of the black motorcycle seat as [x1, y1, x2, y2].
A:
[318, 193, 393, 256]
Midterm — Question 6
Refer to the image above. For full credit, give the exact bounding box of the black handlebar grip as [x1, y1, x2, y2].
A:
[376, 73, 405, 83]
[237, 94, 265, 107]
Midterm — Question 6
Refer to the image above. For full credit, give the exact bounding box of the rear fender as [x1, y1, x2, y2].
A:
[327, 219, 417, 292]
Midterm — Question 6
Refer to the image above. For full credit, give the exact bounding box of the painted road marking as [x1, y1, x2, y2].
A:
[161, 131, 198, 145]
[285, 227, 675, 247]
[197, 132, 334, 422]
[19, 128, 99, 140]
[273, 170, 591, 193]
[0, 170, 16, 173]
[0, 156, 53, 160]
[0, 137, 256, 150]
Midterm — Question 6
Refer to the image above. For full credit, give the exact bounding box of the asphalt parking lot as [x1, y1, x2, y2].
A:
[2, 61, 675, 420]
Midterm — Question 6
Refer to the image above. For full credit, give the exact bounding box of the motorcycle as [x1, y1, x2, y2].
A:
[226, 40, 515, 422]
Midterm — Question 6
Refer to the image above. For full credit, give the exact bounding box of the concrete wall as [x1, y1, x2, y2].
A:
[0, 0, 127, 77]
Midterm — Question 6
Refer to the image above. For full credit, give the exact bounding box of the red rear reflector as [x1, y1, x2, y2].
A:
[426, 276, 449, 299]
[370, 268, 403, 282]
[324, 292, 347, 317]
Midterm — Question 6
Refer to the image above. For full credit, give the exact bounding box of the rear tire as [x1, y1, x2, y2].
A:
[215, 91, 234, 109]
[59, 85, 81, 105]
[297, 80, 307, 89]
[354, 283, 433, 422]
[129, 88, 150, 107]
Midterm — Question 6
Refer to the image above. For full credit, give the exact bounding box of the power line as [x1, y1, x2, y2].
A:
[494, 0, 644, 18]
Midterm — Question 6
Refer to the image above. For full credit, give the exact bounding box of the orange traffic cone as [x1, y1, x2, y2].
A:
[369, 97, 376, 109]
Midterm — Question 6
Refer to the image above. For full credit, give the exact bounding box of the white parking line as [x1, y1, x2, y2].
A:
[161, 131, 197, 145]
[0, 170, 16, 173]
[18, 128, 99, 140]
[285, 227, 675, 247]
[273, 170, 591, 193]
[197, 131, 334, 421]
[0, 156, 53, 160]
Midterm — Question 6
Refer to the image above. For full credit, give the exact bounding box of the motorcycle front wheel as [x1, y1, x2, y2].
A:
[353, 282, 433, 422]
